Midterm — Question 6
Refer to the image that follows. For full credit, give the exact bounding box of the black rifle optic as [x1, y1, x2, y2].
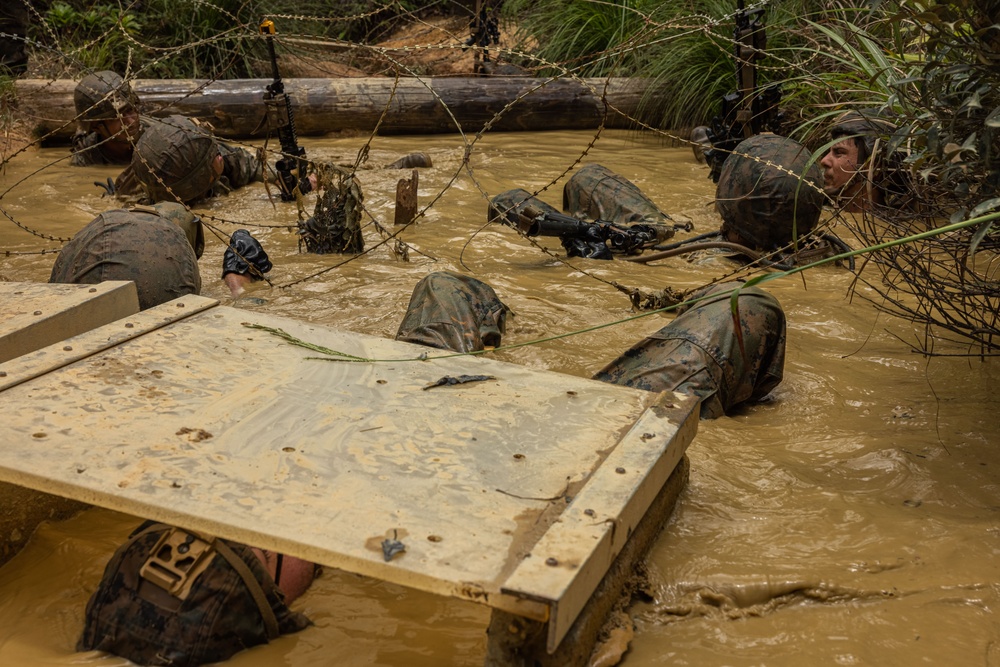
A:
[260, 19, 312, 201]
[517, 204, 675, 261]
[703, 0, 784, 183]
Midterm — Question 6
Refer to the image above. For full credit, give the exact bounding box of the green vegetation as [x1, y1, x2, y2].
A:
[27, 0, 438, 79]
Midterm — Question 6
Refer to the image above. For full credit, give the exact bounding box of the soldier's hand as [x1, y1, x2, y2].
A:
[93, 177, 116, 197]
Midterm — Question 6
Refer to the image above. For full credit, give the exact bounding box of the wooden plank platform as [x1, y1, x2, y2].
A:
[0, 281, 138, 364]
[0, 284, 697, 650]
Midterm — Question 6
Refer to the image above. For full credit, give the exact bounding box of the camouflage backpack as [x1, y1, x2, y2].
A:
[715, 134, 824, 250]
[563, 163, 673, 226]
[78, 523, 311, 667]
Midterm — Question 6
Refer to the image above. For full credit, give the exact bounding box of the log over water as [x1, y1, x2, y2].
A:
[15, 77, 654, 141]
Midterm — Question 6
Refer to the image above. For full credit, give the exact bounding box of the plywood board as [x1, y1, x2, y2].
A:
[0, 292, 697, 640]
[0, 281, 139, 363]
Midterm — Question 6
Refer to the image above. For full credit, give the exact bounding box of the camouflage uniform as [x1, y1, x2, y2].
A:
[396, 271, 510, 353]
[397, 274, 786, 419]
[592, 282, 786, 419]
[49, 204, 202, 310]
[124, 115, 262, 203]
[563, 163, 673, 226]
[78, 523, 310, 667]
[70, 71, 142, 167]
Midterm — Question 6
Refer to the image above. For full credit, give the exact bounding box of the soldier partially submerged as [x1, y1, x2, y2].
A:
[397, 271, 785, 420]
[77, 523, 316, 667]
[116, 115, 264, 204]
[490, 137, 845, 268]
[71, 70, 142, 168]
[48, 202, 203, 311]
[820, 109, 904, 212]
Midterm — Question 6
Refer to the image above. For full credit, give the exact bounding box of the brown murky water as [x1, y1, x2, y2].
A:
[1, 129, 998, 666]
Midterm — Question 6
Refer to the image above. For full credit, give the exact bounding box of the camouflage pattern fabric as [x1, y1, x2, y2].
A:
[148, 201, 205, 259]
[396, 271, 510, 353]
[214, 141, 264, 195]
[398, 273, 785, 419]
[129, 116, 260, 204]
[71, 130, 123, 166]
[299, 166, 364, 254]
[563, 163, 673, 225]
[132, 115, 218, 203]
[78, 523, 311, 667]
[49, 207, 201, 310]
[715, 134, 824, 251]
[592, 282, 786, 419]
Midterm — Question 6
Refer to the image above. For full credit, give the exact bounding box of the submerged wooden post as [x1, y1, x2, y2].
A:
[394, 169, 418, 227]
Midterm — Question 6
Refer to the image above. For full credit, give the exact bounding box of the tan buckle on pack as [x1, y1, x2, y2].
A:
[129, 205, 159, 215]
[139, 527, 218, 600]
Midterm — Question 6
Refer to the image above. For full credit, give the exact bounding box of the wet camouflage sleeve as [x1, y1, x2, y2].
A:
[218, 142, 263, 191]
[396, 271, 510, 353]
[113, 162, 142, 196]
[49, 210, 201, 310]
[592, 282, 786, 418]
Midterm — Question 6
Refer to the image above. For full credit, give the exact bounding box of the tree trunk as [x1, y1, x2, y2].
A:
[15, 77, 655, 142]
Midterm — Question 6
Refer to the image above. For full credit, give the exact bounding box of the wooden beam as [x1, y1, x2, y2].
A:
[15, 77, 652, 141]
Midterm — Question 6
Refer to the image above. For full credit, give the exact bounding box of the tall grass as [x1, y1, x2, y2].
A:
[502, 0, 852, 130]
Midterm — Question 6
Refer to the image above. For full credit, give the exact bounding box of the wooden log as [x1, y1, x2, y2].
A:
[15, 77, 654, 142]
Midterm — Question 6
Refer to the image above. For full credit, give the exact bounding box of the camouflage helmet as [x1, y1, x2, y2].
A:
[77, 524, 311, 667]
[132, 115, 219, 204]
[829, 109, 898, 164]
[715, 134, 824, 251]
[74, 71, 139, 122]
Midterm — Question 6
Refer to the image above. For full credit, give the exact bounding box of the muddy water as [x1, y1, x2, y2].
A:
[1, 129, 997, 666]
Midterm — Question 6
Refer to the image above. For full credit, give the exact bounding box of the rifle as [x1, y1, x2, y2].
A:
[516, 202, 675, 261]
[260, 19, 312, 201]
[703, 1, 783, 183]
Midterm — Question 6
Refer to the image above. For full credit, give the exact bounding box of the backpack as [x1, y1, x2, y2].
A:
[78, 523, 311, 666]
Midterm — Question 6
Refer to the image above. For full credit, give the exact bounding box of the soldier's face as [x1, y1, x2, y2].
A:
[96, 107, 140, 142]
[820, 138, 860, 195]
